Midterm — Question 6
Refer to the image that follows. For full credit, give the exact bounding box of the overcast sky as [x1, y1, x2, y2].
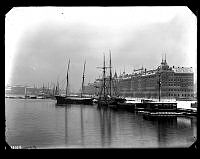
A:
[5, 7, 197, 92]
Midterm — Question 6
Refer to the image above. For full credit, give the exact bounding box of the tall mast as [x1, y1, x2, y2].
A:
[96, 53, 109, 101]
[103, 53, 106, 100]
[81, 60, 86, 97]
[66, 59, 70, 97]
[56, 80, 59, 95]
[58, 81, 59, 95]
[47, 82, 49, 95]
[52, 83, 55, 96]
[109, 50, 112, 97]
[42, 83, 44, 95]
[55, 76, 59, 95]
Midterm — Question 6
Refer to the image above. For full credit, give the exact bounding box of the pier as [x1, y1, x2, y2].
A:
[106, 98, 197, 118]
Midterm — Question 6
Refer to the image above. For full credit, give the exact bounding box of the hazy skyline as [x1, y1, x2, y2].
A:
[5, 7, 197, 92]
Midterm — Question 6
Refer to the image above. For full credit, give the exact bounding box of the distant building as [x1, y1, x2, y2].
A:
[82, 56, 195, 100]
[5, 85, 43, 95]
[116, 56, 194, 100]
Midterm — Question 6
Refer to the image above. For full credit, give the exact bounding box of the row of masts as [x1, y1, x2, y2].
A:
[65, 59, 86, 97]
[24, 50, 161, 100]
[97, 50, 162, 102]
[24, 57, 87, 98]
[97, 50, 113, 100]
[24, 82, 60, 97]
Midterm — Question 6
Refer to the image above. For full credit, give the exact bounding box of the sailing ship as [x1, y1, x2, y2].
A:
[97, 51, 126, 107]
[55, 59, 94, 105]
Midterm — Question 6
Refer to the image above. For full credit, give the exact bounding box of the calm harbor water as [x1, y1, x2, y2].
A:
[5, 98, 197, 148]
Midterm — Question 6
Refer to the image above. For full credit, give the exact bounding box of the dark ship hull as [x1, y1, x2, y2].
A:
[55, 95, 93, 105]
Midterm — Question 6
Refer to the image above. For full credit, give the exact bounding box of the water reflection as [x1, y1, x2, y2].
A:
[64, 106, 68, 146]
[6, 99, 197, 148]
[64, 105, 89, 147]
[80, 105, 84, 146]
[98, 107, 112, 147]
[157, 118, 177, 147]
[144, 116, 196, 147]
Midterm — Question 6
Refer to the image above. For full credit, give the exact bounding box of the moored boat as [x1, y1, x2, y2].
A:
[55, 95, 93, 105]
[97, 51, 126, 108]
[55, 59, 93, 105]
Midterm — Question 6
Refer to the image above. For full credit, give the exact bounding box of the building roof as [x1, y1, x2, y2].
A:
[172, 67, 193, 73]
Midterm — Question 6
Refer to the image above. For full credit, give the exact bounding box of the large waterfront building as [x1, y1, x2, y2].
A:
[116, 57, 194, 100]
[83, 57, 194, 100]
